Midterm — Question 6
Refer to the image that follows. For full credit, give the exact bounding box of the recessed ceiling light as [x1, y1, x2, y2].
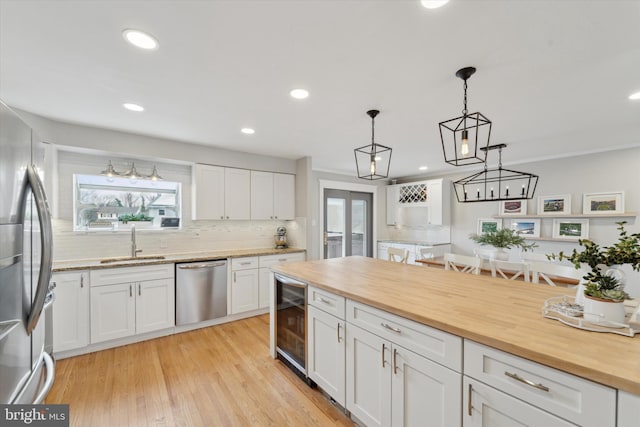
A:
[420, 0, 449, 9]
[290, 89, 309, 99]
[419, 166, 428, 171]
[241, 128, 255, 134]
[629, 91, 640, 100]
[122, 29, 159, 50]
[123, 103, 144, 112]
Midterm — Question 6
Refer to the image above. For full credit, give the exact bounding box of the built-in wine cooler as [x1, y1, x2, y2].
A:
[274, 273, 309, 381]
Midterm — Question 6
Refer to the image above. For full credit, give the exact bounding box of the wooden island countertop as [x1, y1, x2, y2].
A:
[272, 256, 640, 395]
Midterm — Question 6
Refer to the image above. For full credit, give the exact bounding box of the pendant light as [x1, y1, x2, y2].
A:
[439, 66, 492, 166]
[354, 109, 392, 180]
[452, 144, 539, 203]
[148, 165, 163, 181]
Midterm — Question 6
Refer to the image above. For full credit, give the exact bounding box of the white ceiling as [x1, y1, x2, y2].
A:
[1, 0, 639, 178]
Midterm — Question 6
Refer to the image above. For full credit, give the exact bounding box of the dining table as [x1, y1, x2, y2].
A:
[414, 256, 579, 286]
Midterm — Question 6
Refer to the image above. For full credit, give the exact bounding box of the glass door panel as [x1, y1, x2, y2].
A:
[324, 190, 373, 259]
[325, 196, 345, 259]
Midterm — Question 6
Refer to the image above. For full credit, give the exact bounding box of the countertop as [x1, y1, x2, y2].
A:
[272, 256, 640, 395]
[52, 247, 306, 272]
[377, 239, 450, 246]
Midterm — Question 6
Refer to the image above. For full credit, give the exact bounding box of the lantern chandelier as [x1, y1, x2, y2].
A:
[439, 66, 492, 166]
[100, 161, 163, 181]
[354, 109, 392, 180]
[452, 144, 538, 203]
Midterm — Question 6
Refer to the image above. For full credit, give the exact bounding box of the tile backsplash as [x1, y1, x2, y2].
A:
[52, 217, 307, 261]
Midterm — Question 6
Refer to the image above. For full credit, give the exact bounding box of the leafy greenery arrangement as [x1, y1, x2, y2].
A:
[469, 228, 537, 251]
[548, 221, 639, 302]
[118, 213, 154, 223]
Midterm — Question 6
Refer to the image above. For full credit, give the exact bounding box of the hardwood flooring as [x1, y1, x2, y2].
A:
[47, 315, 354, 427]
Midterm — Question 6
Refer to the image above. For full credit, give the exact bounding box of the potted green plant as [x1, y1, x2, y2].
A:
[469, 228, 537, 260]
[548, 221, 638, 323]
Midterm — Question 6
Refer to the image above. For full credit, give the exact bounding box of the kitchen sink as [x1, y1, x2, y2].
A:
[99, 255, 166, 264]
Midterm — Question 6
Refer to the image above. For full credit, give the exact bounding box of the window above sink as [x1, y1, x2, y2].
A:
[73, 174, 182, 231]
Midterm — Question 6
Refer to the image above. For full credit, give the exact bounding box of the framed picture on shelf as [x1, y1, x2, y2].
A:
[583, 191, 625, 215]
[499, 200, 527, 216]
[477, 218, 502, 234]
[511, 219, 541, 238]
[552, 218, 589, 240]
[537, 194, 571, 215]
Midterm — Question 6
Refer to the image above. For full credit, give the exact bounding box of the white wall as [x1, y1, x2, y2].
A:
[383, 146, 640, 296]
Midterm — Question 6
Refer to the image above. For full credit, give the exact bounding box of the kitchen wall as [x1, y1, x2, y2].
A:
[14, 109, 306, 261]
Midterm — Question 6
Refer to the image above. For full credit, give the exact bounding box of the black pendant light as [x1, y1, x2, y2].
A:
[452, 144, 539, 203]
[439, 66, 492, 166]
[354, 109, 392, 180]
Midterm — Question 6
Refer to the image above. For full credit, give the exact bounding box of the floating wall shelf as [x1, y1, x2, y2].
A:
[494, 212, 637, 219]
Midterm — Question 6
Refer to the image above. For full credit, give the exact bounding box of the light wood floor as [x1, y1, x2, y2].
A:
[47, 315, 354, 427]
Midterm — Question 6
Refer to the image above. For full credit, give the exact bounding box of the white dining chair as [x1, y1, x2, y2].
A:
[474, 247, 498, 261]
[443, 253, 481, 275]
[529, 261, 587, 287]
[490, 259, 530, 282]
[388, 247, 409, 264]
[418, 247, 435, 260]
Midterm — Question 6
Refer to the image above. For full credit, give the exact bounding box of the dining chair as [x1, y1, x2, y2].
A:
[490, 259, 530, 282]
[520, 251, 551, 263]
[474, 247, 498, 260]
[443, 253, 481, 274]
[529, 261, 587, 287]
[418, 246, 435, 260]
[388, 247, 409, 264]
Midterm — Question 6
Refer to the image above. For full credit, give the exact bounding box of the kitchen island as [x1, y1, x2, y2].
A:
[272, 256, 640, 427]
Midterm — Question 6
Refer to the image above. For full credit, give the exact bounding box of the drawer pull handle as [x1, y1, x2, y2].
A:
[240, 262, 251, 265]
[504, 371, 550, 392]
[468, 383, 473, 416]
[319, 297, 332, 305]
[278, 258, 287, 262]
[381, 323, 401, 333]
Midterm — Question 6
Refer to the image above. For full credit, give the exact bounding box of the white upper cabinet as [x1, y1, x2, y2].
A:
[192, 164, 225, 220]
[194, 164, 293, 220]
[224, 167, 251, 220]
[385, 179, 450, 226]
[251, 171, 295, 220]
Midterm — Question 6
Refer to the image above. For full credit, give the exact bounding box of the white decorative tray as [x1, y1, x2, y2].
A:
[542, 296, 638, 337]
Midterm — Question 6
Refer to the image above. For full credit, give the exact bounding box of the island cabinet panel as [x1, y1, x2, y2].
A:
[464, 341, 615, 427]
[308, 306, 346, 407]
[346, 323, 392, 427]
[463, 377, 576, 427]
[617, 391, 640, 427]
[346, 300, 462, 372]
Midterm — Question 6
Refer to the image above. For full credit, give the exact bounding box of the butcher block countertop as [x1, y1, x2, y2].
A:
[52, 247, 305, 272]
[272, 256, 640, 395]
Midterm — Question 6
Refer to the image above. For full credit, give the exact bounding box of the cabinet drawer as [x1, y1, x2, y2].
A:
[231, 256, 259, 270]
[464, 340, 615, 427]
[308, 286, 345, 319]
[91, 264, 174, 287]
[346, 300, 462, 372]
[259, 252, 305, 269]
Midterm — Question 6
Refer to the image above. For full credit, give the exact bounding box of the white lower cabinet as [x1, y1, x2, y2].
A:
[258, 268, 271, 309]
[231, 268, 260, 313]
[90, 264, 175, 344]
[464, 377, 575, 427]
[308, 305, 346, 406]
[345, 323, 460, 427]
[617, 391, 640, 427]
[52, 270, 90, 352]
[464, 340, 615, 427]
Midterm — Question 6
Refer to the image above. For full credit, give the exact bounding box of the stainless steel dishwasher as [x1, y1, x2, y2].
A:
[175, 260, 228, 325]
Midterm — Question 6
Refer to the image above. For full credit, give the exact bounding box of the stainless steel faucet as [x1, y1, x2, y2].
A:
[131, 224, 142, 258]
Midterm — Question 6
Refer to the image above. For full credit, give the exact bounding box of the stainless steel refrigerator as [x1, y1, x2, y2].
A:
[0, 100, 55, 404]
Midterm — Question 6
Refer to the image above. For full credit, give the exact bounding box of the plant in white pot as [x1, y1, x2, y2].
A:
[549, 221, 639, 323]
[469, 228, 537, 260]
